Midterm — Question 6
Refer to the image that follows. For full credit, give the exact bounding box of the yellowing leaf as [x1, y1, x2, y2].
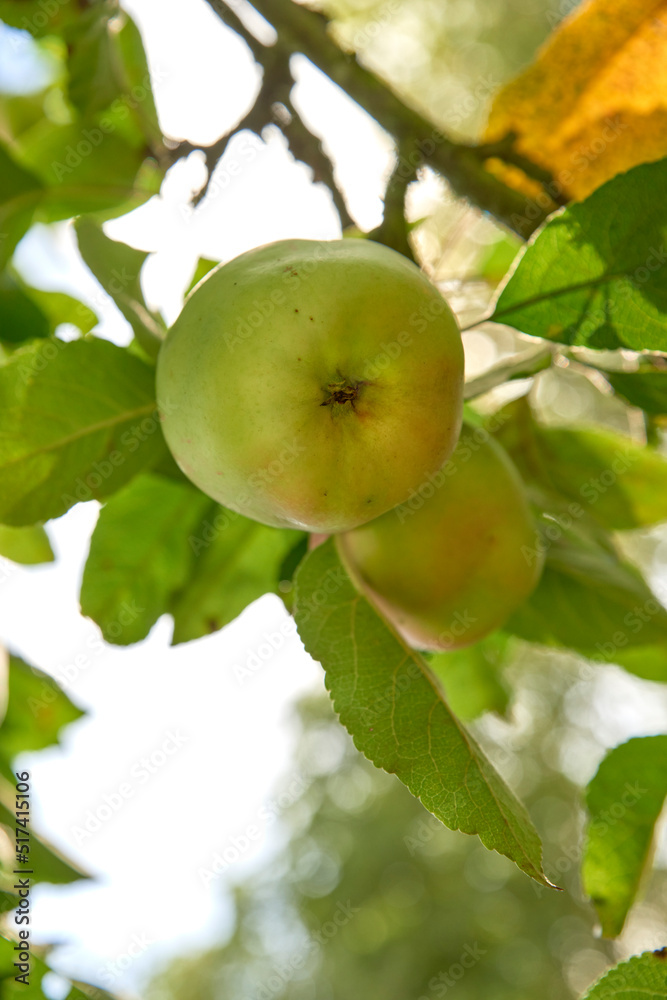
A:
[485, 0, 667, 201]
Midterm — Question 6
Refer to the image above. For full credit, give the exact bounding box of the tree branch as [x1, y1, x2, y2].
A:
[227, 0, 553, 236]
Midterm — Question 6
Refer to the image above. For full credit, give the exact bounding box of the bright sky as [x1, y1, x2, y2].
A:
[0, 0, 396, 994]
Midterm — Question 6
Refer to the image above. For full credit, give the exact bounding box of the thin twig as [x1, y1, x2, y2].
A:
[230, 0, 555, 235]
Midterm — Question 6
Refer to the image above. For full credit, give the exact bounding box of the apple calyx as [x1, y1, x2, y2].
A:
[320, 375, 368, 410]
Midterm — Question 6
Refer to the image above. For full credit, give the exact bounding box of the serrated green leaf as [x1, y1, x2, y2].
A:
[170, 511, 303, 645]
[293, 539, 553, 887]
[491, 159, 667, 351]
[81, 474, 212, 644]
[75, 219, 165, 357]
[581, 950, 667, 1000]
[582, 736, 667, 938]
[0, 337, 167, 525]
[428, 633, 511, 721]
[0, 523, 53, 564]
[0, 144, 44, 269]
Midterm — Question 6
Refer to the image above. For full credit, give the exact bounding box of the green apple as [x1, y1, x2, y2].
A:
[156, 238, 464, 532]
[337, 425, 543, 650]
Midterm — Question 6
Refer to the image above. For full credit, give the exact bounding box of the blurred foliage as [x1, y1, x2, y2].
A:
[146, 655, 667, 1000]
[324, 0, 562, 139]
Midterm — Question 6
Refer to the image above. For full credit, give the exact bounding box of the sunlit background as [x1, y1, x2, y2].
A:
[1, 0, 667, 997]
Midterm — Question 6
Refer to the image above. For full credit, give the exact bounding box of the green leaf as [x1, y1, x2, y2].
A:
[491, 397, 667, 531]
[0, 937, 112, 996]
[506, 520, 667, 676]
[21, 285, 98, 336]
[170, 511, 303, 645]
[112, 10, 162, 148]
[581, 950, 667, 1000]
[293, 540, 553, 887]
[491, 159, 667, 351]
[0, 91, 50, 146]
[18, 118, 160, 221]
[186, 257, 219, 296]
[0, 337, 167, 526]
[606, 370, 667, 415]
[75, 219, 165, 357]
[0, 889, 19, 914]
[477, 233, 522, 284]
[0, 0, 79, 37]
[65, 5, 121, 118]
[428, 633, 511, 721]
[0, 655, 83, 775]
[0, 523, 53, 564]
[81, 474, 212, 645]
[0, 144, 44, 269]
[582, 736, 667, 938]
[527, 428, 667, 531]
[0, 270, 49, 343]
[0, 269, 97, 343]
[0, 796, 88, 886]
